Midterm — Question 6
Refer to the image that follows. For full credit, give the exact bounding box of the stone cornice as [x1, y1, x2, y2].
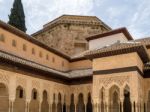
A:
[32, 15, 112, 36]
[93, 66, 143, 76]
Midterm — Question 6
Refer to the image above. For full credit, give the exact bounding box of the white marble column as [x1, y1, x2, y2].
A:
[9, 100, 14, 112]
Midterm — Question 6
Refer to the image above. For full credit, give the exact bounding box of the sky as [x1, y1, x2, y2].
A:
[0, 0, 150, 39]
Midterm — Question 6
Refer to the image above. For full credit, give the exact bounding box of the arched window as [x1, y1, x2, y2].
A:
[70, 94, 75, 112]
[14, 86, 25, 112]
[57, 93, 62, 112]
[86, 93, 93, 112]
[77, 93, 85, 112]
[123, 85, 131, 112]
[16, 86, 24, 99]
[109, 85, 120, 112]
[29, 88, 39, 112]
[52, 93, 56, 112]
[41, 90, 49, 112]
[63, 95, 66, 112]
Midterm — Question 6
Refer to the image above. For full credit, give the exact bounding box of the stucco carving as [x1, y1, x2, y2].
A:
[99, 75, 130, 88]
[34, 20, 109, 56]
[0, 71, 9, 85]
[16, 76, 26, 88]
[32, 80, 40, 90]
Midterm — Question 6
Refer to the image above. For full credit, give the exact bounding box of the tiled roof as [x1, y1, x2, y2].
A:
[85, 42, 150, 63]
[0, 50, 92, 78]
[134, 37, 150, 46]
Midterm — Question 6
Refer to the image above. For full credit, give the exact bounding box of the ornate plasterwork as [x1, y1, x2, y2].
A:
[32, 80, 40, 90]
[99, 75, 130, 88]
[42, 82, 50, 92]
[16, 76, 26, 88]
[0, 71, 9, 85]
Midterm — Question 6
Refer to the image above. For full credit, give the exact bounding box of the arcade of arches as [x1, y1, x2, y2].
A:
[0, 71, 150, 112]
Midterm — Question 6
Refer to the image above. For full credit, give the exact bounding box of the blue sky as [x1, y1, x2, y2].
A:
[0, 0, 150, 39]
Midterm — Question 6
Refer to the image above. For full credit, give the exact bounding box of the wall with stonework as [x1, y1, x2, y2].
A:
[34, 23, 108, 56]
[0, 27, 70, 72]
[92, 52, 144, 72]
[69, 60, 92, 70]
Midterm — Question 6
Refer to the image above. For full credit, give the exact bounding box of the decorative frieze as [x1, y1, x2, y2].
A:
[98, 75, 130, 88]
[0, 71, 9, 84]
[16, 76, 26, 88]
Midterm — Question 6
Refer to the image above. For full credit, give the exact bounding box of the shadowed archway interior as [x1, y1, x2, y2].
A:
[77, 93, 85, 112]
[70, 94, 75, 112]
[57, 93, 62, 112]
[41, 90, 49, 112]
[123, 85, 131, 112]
[29, 88, 39, 112]
[0, 83, 9, 112]
[63, 95, 66, 112]
[52, 93, 56, 112]
[14, 86, 26, 112]
[109, 85, 120, 112]
[86, 93, 93, 112]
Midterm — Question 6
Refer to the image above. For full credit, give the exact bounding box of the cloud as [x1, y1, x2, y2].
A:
[22, 0, 94, 34]
[127, 0, 150, 38]
[0, 0, 150, 39]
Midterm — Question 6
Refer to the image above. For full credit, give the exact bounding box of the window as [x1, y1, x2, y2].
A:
[33, 91, 37, 100]
[19, 89, 23, 98]
[46, 54, 49, 60]
[12, 39, 16, 47]
[32, 48, 35, 55]
[0, 34, 5, 42]
[39, 51, 42, 58]
[52, 57, 55, 63]
[23, 44, 27, 51]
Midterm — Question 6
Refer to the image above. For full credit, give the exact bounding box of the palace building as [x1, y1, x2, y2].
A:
[0, 15, 150, 112]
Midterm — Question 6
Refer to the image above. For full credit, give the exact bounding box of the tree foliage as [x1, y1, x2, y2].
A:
[8, 0, 27, 32]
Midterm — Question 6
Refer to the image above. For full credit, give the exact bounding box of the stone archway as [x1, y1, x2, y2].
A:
[147, 90, 150, 112]
[14, 86, 26, 112]
[70, 94, 75, 112]
[57, 93, 62, 112]
[86, 93, 92, 112]
[109, 85, 120, 112]
[29, 88, 39, 112]
[77, 93, 85, 112]
[0, 83, 9, 112]
[123, 85, 131, 112]
[41, 90, 49, 112]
